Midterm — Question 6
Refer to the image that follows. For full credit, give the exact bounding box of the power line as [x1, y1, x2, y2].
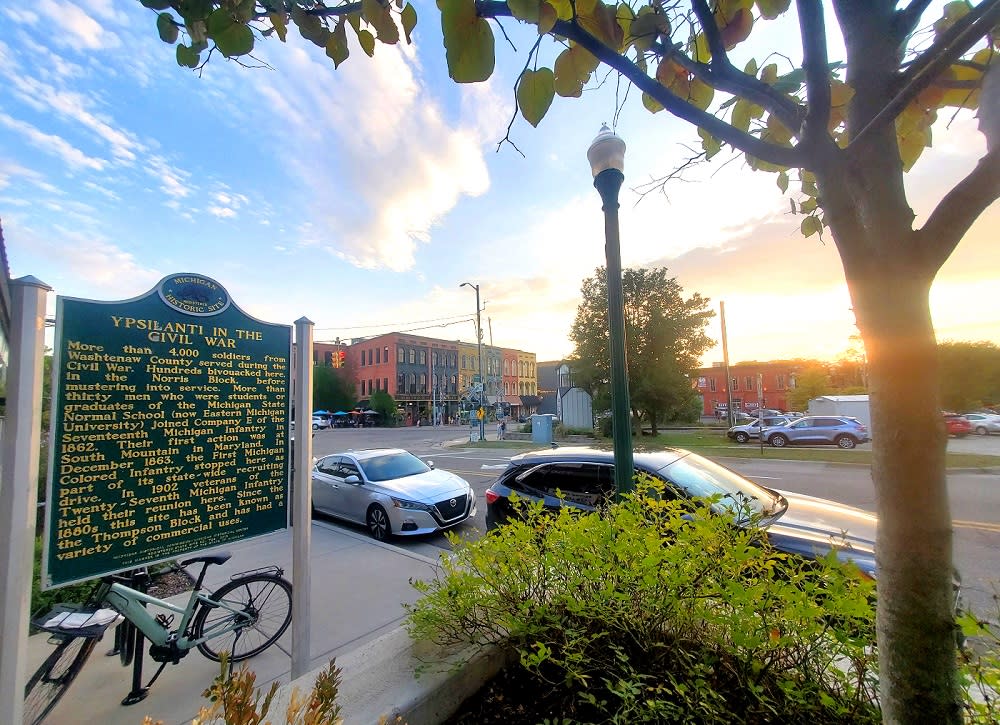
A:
[315, 317, 476, 345]
[314, 311, 476, 333]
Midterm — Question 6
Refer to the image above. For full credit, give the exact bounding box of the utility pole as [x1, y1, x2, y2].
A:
[460, 282, 485, 441]
[720, 301, 735, 427]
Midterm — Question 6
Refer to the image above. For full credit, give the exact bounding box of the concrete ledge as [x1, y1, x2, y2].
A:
[267, 626, 511, 725]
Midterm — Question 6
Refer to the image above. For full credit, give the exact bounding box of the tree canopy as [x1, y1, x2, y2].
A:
[136, 0, 1000, 720]
[938, 340, 1000, 411]
[313, 364, 355, 412]
[570, 266, 714, 433]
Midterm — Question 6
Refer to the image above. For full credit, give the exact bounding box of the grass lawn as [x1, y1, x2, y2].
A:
[461, 429, 1000, 469]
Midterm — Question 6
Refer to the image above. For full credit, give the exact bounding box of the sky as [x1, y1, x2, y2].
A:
[0, 1, 996, 368]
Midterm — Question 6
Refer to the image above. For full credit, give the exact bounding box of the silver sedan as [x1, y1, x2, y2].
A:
[311, 448, 476, 540]
[963, 413, 1000, 436]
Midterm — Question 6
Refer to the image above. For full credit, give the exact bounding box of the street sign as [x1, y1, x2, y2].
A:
[44, 273, 292, 588]
[477, 407, 485, 420]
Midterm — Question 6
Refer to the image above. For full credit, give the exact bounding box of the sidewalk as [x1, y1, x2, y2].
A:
[27, 520, 443, 725]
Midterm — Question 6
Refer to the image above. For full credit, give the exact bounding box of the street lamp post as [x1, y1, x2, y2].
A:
[460, 282, 486, 442]
[588, 124, 634, 498]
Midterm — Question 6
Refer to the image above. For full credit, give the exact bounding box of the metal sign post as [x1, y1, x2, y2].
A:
[0, 276, 50, 725]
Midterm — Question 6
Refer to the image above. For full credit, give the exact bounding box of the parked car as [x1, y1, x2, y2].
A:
[483, 447, 877, 578]
[942, 413, 972, 438]
[311, 448, 476, 540]
[727, 415, 795, 443]
[783, 411, 804, 419]
[762, 416, 869, 449]
[962, 413, 1000, 436]
[312, 415, 331, 430]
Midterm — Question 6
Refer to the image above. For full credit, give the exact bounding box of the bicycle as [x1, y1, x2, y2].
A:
[24, 552, 292, 725]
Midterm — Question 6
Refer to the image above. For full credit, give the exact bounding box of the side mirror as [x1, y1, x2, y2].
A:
[344, 474, 362, 484]
[426, 461, 435, 469]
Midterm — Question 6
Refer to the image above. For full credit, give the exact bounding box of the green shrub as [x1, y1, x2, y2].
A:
[31, 537, 94, 619]
[407, 484, 881, 723]
[957, 595, 1000, 723]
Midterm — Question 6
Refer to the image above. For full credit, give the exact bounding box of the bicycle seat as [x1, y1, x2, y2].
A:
[181, 552, 232, 567]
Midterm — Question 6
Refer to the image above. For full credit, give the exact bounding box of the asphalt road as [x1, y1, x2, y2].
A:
[306, 425, 1000, 615]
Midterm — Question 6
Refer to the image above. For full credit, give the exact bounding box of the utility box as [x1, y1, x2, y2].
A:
[531, 414, 556, 444]
[557, 387, 594, 430]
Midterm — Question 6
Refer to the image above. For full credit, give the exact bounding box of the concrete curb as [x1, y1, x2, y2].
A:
[265, 626, 510, 725]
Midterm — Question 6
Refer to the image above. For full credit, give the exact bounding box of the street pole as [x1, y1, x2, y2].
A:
[588, 125, 634, 499]
[461, 282, 486, 441]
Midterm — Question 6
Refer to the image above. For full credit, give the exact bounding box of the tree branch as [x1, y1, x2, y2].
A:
[893, 0, 935, 40]
[477, 0, 805, 168]
[850, 0, 1000, 150]
[690, 0, 727, 67]
[798, 0, 832, 148]
[918, 147, 1000, 269]
[652, 40, 804, 134]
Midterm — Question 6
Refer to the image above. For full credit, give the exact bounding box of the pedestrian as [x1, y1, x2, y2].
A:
[496, 420, 503, 440]
[500, 420, 506, 440]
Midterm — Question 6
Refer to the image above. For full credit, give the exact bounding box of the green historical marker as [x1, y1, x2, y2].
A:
[43, 274, 292, 588]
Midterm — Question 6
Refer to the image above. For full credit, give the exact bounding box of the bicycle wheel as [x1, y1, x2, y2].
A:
[192, 574, 292, 662]
[24, 635, 98, 725]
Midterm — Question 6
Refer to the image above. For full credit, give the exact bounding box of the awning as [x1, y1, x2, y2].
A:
[506, 396, 523, 407]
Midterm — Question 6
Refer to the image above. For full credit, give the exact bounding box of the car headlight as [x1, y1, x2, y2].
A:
[390, 497, 433, 512]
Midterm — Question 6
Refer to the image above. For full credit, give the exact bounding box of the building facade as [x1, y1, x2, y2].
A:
[306, 332, 536, 425]
[693, 361, 800, 416]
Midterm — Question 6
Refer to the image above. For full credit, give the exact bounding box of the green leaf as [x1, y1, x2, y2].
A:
[553, 45, 598, 97]
[157, 12, 179, 44]
[206, 9, 254, 57]
[755, 0, 790, 20]
[800, 215, 821, 237]
[441, 0, 495, 83]
[517, 68, 555, 127]
[326, 20, 350, 68]
[357, 28, 376, 57]
[776, 171, 789, 193]
[731, 98, 752, 132]
[362, 0, 399, 44]
[270, 12, 288, 42]
[508, 0, 541, 23]
[141, 0, 172, 10]
[176, 43, 200, 68]
[401, 3, 418, 44]
[642, 92, 663, 113]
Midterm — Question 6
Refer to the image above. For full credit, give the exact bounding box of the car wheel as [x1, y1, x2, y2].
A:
[769, 433, 788, 448]
[835, 435, 857, 449]
[366, 504, 391, 541]
[976, 426, 988, 436]
[312, 423, 320, 430]
[734, 432, 749, 444]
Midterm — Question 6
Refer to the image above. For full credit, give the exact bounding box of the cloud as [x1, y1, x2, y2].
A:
[4, 73, 143, 163]
[236, 33, 496, 271]
[0, 113, 105, 170]
[144, 155, 192, 200]
[37, 0, 120, 50]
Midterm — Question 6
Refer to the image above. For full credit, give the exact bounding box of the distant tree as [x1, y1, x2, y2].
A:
[570, 267, 714, 434]
[939, 341, 1000, 412]
[369, 389, 399, 426]
[829, 335, 868, 391]
[313, 365, 355, 412]
[785, 364, 831, 412]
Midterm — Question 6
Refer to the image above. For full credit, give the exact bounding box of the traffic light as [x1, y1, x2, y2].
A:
[337, 350, 346, 367]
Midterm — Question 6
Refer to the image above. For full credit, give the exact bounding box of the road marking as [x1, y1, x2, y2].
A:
[954, 520, 1000, 534]
[480, 464, 509, 469]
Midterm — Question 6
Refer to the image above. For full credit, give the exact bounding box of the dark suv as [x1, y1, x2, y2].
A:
[761, 416, 869, 449]
[484, 447, 877, 578]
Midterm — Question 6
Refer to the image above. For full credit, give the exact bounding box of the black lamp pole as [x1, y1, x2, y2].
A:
[589, 125, 634, 499]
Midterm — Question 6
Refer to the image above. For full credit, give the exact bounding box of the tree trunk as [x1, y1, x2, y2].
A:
[848, 270, 960, 723]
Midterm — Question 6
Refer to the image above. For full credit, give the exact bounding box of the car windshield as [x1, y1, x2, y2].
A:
[358, 452, 430, 482]
[657, 451, 784, 520]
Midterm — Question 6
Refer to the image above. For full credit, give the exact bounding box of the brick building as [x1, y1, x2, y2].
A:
[693, 361, 800, 416]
